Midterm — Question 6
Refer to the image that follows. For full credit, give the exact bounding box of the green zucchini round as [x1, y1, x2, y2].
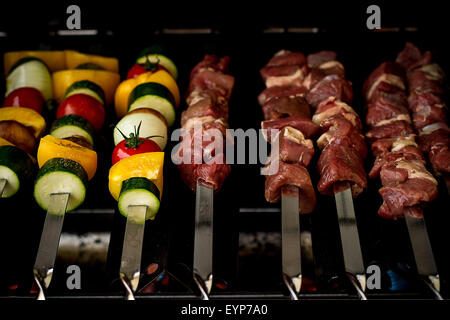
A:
[64, 80, 105, 104]
[0, 145, 34, 198]
[34, 158, 88, 213]
[128, 82, 176, 126]
[50, 114, 95, 147]
[118, 177, 161, 222]
[136, 45, 178, 79]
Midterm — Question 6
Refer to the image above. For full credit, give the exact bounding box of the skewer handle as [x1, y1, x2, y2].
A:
[281, 185, 302, 299]
[0, 178, 7, 198]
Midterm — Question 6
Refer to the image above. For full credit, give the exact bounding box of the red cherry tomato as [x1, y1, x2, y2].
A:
[126, 63, 168, 79]
[56, 94, 105, 131]
[112, 138, 161, 165]
[3, 87, 45, 113]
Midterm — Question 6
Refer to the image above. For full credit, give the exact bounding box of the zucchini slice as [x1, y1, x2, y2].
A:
[128, 82, 176, 126]
[136, 45, 178, 79]
[64, 80, 106, 104]
[118, 177, 160, 222]
[34, 158, 88, 213]
[6, 57, 53, 101]
[0, 145, 34, 198]
[50, 114, 95, 147]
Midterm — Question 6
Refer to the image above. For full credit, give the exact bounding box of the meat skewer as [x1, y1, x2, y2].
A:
[259, 50, 318, 299]
[304, 51, 367, 298]
[396, 42, 450, 194]
[176, 54, 234, 299]
[363, 51, 441, 299]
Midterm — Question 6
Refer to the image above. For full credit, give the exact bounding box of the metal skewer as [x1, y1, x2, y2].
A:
[333, 182, 367, 300]
[33, 192, 70, 300]
[0, 178, 7, 197]
[119, 205, 148, 300]
[193, 180, 214, 300]
[281, 185, 302, 300]
[444, 175, 450, 196]
[404, 214, 442, 300]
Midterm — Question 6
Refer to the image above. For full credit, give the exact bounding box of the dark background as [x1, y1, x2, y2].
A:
[0, 1, 449, 299]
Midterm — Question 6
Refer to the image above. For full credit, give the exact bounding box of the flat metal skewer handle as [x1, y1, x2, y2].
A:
[0, 178, 7, 198]
[119, 205, 148, 300]
[33, 192, 70, 300]
[404, 214, 442, 300]
[193, 181, 214, 300]
[333, 182, 366, 299]
[281, 185, 302, 300]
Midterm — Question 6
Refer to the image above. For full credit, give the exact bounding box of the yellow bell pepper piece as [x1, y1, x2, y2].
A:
[108, 152, 164, 201]
[4, 51, 66, 74]
[52, 69, 120, 105]
[114, 70, 180, 118]
[37, 135, 97, 180]
[0, 107, 46, 139]
[64, 50, 119, 73]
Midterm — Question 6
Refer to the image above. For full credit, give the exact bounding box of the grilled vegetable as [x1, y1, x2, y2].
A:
[3, 50, 66, 74]
[33, 158, 88, 212]
[113, 108, 168, 150]
[64, 80, 105, 104]
[0, 107, 46, 138]
[64, 50, 119, 73]
[37, 135, 97, 180]
[0, 120, 37, 154]
[127, 56, 168, 79]
[6, 57, 53, 101]
[52, 69, 120, 105]
[118, 177, 161, 221]
[0, 145, 34, 198]
[3, 87, 46, 114]
[108, 151, 164, 201]
[56, 94, 105, 131]
[128, 82, 176, 126]
[50, 114, 95, 147]
[112, 122, 161, 165]
[114, 70, 180, 118]
[136, 45, 177, 79]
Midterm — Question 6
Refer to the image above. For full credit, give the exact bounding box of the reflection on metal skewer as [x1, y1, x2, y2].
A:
[404, 214, 443, 300]
[281, 185, 302, 300]
[193, 181, 214, 300]
[333, 182, 367, 300]
[119, 205, 148, 300]
[33, 192, 70, 300]
[444, 175, 450, 196]
[0, 178, 7, 198]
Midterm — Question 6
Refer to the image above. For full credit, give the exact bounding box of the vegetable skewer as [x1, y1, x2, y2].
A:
[28, 50, 117, 299]
[110, 46, 176, 299]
